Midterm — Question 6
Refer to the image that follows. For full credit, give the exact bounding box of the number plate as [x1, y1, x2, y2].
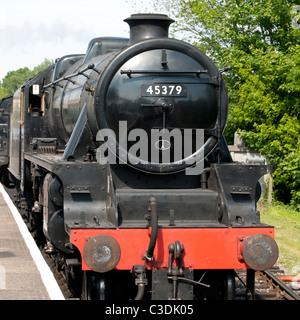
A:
[141, 84, 187, 97]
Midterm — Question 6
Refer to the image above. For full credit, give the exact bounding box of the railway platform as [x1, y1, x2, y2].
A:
[0, 184, 64, 300]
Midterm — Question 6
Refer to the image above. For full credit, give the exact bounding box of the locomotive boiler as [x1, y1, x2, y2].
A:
[0, 13, 278, 300]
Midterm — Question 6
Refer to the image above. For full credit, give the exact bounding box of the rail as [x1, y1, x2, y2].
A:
[259, 270, 300, 300]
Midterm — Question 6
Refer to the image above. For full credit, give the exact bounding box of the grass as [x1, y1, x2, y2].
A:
[259, 201, 300, 274]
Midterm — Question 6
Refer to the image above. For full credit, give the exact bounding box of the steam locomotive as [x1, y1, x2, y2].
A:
[0, 14, 278, 300]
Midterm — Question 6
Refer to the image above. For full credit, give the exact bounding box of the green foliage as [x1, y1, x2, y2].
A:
[142, 0, 300, 209]
[0, 58, 54, 97]
[31, 58, 54, 76]
[0, 88, 8, 100]
[1, 67, 32, 95]
[260, 202, 300, 272]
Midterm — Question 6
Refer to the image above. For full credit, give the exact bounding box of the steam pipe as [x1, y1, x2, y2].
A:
[134, 284, 146, 300]
[144, 197, 158, 261]
[133, 265, 147, 300]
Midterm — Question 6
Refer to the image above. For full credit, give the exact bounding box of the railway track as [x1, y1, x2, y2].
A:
[256, 269, 300, 300]
[3, 184, 300, 300]
[235, 266, 300, 300]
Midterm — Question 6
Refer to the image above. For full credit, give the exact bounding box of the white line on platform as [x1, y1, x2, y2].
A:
[0, 183, 65, 300]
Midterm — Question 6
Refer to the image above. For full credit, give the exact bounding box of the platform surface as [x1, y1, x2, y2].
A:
[0, 184, 64, 300]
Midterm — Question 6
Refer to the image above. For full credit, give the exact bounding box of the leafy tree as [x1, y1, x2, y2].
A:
[1, 67, 32, 95]
[0, 88, 8, 100]
[31, 58, 54, 75]
[136, 0, 300, 208]
[0, 58, 54, 96]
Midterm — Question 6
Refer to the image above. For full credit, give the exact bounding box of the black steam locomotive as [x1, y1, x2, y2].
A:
[0, 14, 278, 300]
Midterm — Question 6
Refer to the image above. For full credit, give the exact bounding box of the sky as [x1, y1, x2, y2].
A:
[0, 0, 164, 82]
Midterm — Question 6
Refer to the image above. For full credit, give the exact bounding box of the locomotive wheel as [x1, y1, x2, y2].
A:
[81, 271, 93, 300]
[81, 272, 106, 300]
[223, 270, 236, 300]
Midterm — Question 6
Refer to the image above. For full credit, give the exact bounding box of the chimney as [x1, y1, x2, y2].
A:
[124, 13, 174, 45]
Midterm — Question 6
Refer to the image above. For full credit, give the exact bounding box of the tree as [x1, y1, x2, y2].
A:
[0, 88, 8, 100]
[31, 58, 54, 75]
[0, 58, 54, 96]
[1, 67, 32, 95]
[136, 0, 300, 208]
